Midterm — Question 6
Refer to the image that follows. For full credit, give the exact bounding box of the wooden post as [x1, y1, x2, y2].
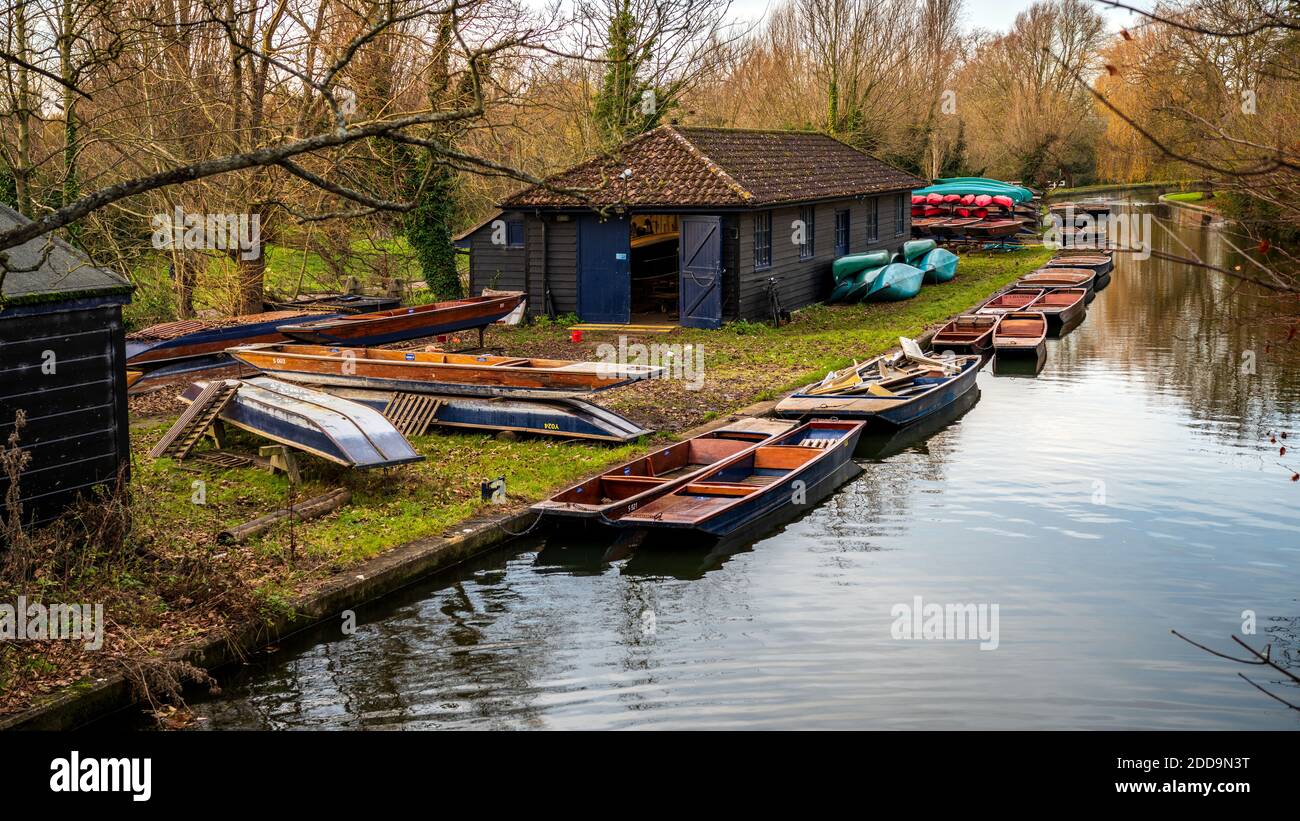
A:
[206, 419, 229, 450]
[259, 445, 301, 484]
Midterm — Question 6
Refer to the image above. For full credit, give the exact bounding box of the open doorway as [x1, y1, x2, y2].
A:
[630, 215, 679, 323]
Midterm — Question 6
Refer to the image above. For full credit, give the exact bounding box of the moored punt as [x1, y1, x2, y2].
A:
[977, 288, 1044, 315]
[532, 418, 797, 521]
[1031, 288, 1087, 332]
[992, 311, 1047, 357]
[1045, 253, 1112, 277]
[126, 309, 338, 369]
[931, 314, 1000, 354]
[612, 420, 866, 538]
[178, 377, 423, 469]
[1049, 200, 1111, 218]
[277, 293, 524, 346]
[227, 343, 664, 399]
[775, 353, 983, 428]
[1017, 267, 1096, 293]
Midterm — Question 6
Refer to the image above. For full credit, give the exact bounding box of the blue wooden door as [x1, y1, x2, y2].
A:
[679, 216, 722, 329]
[578, 214, 630, 324]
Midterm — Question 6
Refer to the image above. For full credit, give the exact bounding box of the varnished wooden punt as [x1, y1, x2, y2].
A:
[533, 418, 797, 521]
[931, 314, 1000, 354]
[277, 293, 524, 346]
[1045, 254, 1113, 277]
[1031, 287, 1087, 331]
[992, 311, 1047, 356]
[977, 288, 1044, 315]
[1017, 267, 1096, 292]
[126, 309, 336, 368]
[227, 343, 664, 398]
[612, 421, 865, 537]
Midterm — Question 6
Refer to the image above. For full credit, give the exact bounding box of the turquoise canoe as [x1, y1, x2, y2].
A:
[903, 239, 937, 262]
[865, 263, 924, 302]
[832, 250, 891, 282]
[845, 265, 887, 302]
[828, 276, 857, 303]
[919, 248, 959, 284]
[914, 178, 1034, 203]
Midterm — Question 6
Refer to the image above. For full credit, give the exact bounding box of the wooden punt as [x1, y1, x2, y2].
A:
[910, 216, 950, 236]
[977, 288, 1044, 315]
[126, 309, 338, 369]
[776, 354, 984, 427]
[277, 293, 524, 347]
[962, 218, 1023, 239]
[612, 421, 866, 538]
[178, 377, 423, 469]
[1032, 287, 1087, 331]
[930, 217, 982, 237]
[1017, 267, 1096, 292]
[931, 314, 1000, 354]
[1049, 200, 1111, 218]
[227, 343, 664, 399]
[1046, 254, 1112, 277]
[532, 418, 797, 521]
[992, 311, 1047, 357]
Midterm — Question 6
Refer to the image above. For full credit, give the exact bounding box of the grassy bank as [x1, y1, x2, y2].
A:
[1044, 180, 1207, 199]
[3, 245, 1050, 720]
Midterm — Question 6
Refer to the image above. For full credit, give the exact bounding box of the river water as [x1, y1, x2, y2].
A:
[187, 195, 1300, 730]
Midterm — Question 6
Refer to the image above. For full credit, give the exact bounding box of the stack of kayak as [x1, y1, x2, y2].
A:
[910, 177, 1037, 240]
[828, 240, 959, 304]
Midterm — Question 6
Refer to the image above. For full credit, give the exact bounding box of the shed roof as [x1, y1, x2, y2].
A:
[0, 204, 132, 306]
[502, 125, 926, 210]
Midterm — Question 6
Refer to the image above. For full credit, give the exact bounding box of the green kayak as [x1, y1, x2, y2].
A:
[832, 250, 891, 282]
[844, 265, 887, 302]
[902, 239, 936, 262]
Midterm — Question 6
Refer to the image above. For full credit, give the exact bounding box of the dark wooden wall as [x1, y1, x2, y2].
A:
[0, 299, 130, 531]
[467, 191, 911, 323]
[468, 212, 579, 316]
[734, 191, 910, 319]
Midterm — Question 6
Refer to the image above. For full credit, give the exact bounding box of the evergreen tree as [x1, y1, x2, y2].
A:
[405, 152, 461, 299]
[591, 0, 665, 146]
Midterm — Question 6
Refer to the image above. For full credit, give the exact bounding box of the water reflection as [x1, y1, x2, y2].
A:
[175, 195, 1299, 731]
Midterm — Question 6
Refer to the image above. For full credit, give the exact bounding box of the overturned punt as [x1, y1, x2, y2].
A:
[179, 378, 422, 469]
[126, 309, 337, 369]
[227, 343, 664, 399]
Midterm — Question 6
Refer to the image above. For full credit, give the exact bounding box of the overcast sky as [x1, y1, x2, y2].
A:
[718, 0, 1150, 34]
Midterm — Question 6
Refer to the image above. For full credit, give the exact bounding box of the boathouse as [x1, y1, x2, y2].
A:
[462, 126, 925, 328]
[0, 205, 134, 531]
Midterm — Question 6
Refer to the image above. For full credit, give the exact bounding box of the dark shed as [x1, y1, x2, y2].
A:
[0, 205, 134, 531]
[463, 126, 926, 327]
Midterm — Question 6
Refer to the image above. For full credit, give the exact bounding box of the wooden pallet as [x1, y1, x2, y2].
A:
[192, 451, 253, 469]
[381, 393, 443, 437]
[150, 380, 240, 460]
